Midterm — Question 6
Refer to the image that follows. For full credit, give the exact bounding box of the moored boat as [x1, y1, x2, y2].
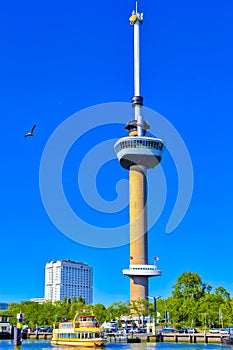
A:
[221, 337, 233, 345]
[221, 327, 233, 345]
[51, 313, 106, 347]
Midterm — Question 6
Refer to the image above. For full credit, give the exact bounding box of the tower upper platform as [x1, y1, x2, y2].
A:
[122, 264, 162, 277]
[114, 136, 165, 169]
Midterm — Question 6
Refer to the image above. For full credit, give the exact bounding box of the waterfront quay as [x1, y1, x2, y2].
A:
[22, 332, 52, 340]
[155, 332, 226, 344]
[106, 332, 227, 344]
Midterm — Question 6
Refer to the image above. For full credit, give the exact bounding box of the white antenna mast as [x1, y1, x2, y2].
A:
[130, 2, 144, 136]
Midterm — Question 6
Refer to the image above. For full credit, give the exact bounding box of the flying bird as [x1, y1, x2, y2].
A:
[24, 124, 36, 137]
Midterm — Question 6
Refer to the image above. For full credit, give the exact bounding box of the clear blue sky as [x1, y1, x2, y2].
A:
[1, 0, 233, 306]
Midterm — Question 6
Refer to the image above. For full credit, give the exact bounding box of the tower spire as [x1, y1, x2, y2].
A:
[129, 3, 144, 136]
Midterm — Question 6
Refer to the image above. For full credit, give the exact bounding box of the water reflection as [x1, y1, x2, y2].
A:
[51, 348, 106, 350]
[0, 340, 232, 350]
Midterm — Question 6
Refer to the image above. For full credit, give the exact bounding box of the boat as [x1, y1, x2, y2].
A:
[221, 337, 233, 345]
[51, 313, 107, 347]
[221, 334, 233, 345]
[221, 326, 233, 345]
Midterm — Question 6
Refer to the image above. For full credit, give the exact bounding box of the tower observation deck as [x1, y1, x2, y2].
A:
[114, 2, 165, 301]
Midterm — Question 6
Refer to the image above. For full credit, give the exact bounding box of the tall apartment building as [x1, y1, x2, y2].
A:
[44, 260, 93, 304]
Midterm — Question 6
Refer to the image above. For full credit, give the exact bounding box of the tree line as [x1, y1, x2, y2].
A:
[3, 272, 233, 329]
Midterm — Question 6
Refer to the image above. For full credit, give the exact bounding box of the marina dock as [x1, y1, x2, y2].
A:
[106, 332, 228, 344]
[22, 332, 52, 340]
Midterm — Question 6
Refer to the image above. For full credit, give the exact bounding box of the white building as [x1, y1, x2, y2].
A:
[44, 260, 93, 304]
[30, 298, 46, 304]
[0, 314, 12, 337]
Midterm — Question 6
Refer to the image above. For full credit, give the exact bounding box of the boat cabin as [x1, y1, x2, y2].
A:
[74, 315, 97, 328]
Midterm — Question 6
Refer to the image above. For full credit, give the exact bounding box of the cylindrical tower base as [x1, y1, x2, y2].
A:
[129, 165, 148, 301]
[130, 276, 148, 300]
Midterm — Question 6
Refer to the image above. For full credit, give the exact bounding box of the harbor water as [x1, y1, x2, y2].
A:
[0, 340, 232, 350]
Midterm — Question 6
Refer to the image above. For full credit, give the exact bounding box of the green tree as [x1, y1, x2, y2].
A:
[77, 296, 86, 304]
[107, 302, 130, 321]
[172, 272, 206, 301]
[92, 304, 107, 325]
[221, 298, 233, 326]
[39, 301, 56, 326]
[215, 287, 230, 300]
[171, 272, 210, 326]
[129, 299, 149, 326]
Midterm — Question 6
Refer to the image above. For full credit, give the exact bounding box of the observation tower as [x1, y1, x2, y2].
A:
[114, 2, 165, 301]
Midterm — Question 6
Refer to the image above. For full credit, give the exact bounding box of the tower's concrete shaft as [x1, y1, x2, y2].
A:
[129, 165, 148, 300]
